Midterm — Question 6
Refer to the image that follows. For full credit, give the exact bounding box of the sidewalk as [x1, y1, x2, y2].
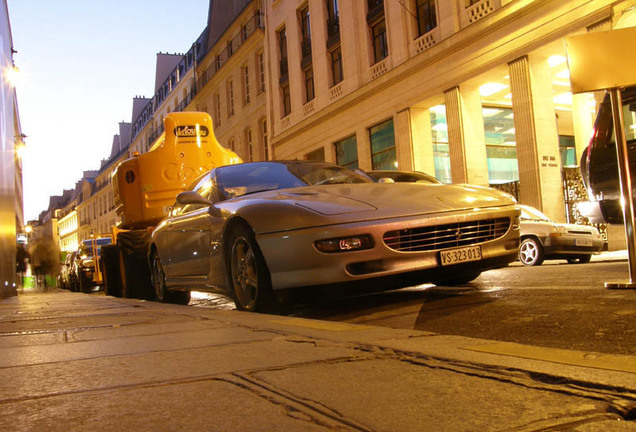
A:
[1, 289, 635, 431]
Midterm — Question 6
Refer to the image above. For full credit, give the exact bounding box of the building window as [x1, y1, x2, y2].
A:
[262, 119, 269, 161]
[299, 5, 312, 61]
[326, 0, 340, 39]
[242, 65, 251, 105]
[482, 106, 518, 183]
[330, 46, 343, 86]
[305, 147, 325, 161]
[281, 83, 291, 117]
[371, 19, 388, 63]
[227, 80, 235, 118]
[257, 51, 266, 94]
[278, 26, 290, 117]
[415, 0, 437, 37]
[213, 93, 221, 128]
[278, 27, 289, 83]
[369, 118, 396, 170]
[559, 135, 576, 167]
[335, 135, 358, 169]
[246, 128, 254, 162]
[304, 66, 315, 103]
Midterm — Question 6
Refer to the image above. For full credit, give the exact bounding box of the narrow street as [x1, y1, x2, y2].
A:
[192, 260, 636, 356]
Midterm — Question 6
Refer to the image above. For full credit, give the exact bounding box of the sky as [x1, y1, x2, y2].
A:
[8, 0, 210, 221]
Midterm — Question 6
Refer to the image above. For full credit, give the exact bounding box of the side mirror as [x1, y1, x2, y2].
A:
[176, 191, 212, 206]
[378, 177, 395, 184]
[175, 191, 221, 217]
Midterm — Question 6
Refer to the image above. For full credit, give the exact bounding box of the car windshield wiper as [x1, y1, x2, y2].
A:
[238, 187, 281, 197]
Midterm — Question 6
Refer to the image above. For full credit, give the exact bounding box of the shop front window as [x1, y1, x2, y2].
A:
[483, 106, 518, 184]
[559, 135, 576, 167]
[335, 135, 358, 169]
[369, 119, 396, 170]
[430, 105, 451, 183]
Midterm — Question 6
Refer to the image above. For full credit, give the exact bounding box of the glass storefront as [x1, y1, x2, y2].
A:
[369, 119, 397, 170]
[335, 135, 358, 169]
[483, 106, 518, 184]
[430, 105, 451, 183]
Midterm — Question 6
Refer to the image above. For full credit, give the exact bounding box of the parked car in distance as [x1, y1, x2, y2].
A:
[150, 161, 521, 313]
[365, 170, 441, 184]
[518, 205, 605, 266]
[73, 237, 112, 292]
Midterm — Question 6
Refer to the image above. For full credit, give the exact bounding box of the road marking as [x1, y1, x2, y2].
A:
[464, 342, 636, 374]
[270, 317, 374, 332]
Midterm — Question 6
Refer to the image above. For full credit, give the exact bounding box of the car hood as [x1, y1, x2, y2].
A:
[227, 183, 517, 233]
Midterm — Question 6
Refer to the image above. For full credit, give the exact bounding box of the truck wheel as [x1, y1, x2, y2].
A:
[117, 230, 155, 300]
[79, 274, 92, 293]
[101, 244, 122, 297]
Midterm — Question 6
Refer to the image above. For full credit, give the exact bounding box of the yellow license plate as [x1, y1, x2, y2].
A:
[440, 245, 482, 266]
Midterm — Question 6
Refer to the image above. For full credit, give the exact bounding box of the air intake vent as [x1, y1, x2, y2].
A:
[384, 218, 510, 252]
[125, 170, 136, 184]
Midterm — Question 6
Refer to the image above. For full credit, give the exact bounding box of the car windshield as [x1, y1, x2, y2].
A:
[520, 206, 551, 222]
[367, 171, 441, 184]
[215, 161, 371, 199]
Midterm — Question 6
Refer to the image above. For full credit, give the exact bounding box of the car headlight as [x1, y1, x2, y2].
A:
[80, 259, 94, 269]
[315, 235, 374, 253]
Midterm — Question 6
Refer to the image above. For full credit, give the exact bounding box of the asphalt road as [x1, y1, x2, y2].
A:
[190, 260, 636, 356]
[289, 261, 636, 356]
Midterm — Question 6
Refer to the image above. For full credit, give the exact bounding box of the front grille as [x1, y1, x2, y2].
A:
[383, 218, 510, 252]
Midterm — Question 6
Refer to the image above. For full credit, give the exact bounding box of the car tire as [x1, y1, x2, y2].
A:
[227, 224, 279, 313]
[519, 237, 544, 266]
[79, 274, 92, 293]
[567, 255, 592, 264]
[150, 251, 191, 305]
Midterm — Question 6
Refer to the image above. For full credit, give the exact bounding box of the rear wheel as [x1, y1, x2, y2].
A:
[79, 273, 92, 293]
[519, 237, 544, 266]
[227, 224, 279, 313]
[150, 251, 191, 305]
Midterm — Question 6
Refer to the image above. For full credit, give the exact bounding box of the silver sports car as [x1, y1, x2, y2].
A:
[149, 161, 521, 312]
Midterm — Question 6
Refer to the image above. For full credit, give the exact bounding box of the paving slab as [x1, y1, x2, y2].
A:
[1, 290, 635, 432]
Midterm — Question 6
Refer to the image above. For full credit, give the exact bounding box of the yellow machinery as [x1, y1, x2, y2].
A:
[113, 111, 241, 229]
[101, 112, 241, 299]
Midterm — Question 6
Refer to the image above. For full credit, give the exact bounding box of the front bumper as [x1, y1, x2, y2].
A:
[257, 206, 520, 290]
[543, 235, 605, 256]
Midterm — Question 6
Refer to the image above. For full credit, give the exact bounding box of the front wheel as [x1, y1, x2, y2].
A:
[519, 237, 544, 266]
[227, 224, 278, 313]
